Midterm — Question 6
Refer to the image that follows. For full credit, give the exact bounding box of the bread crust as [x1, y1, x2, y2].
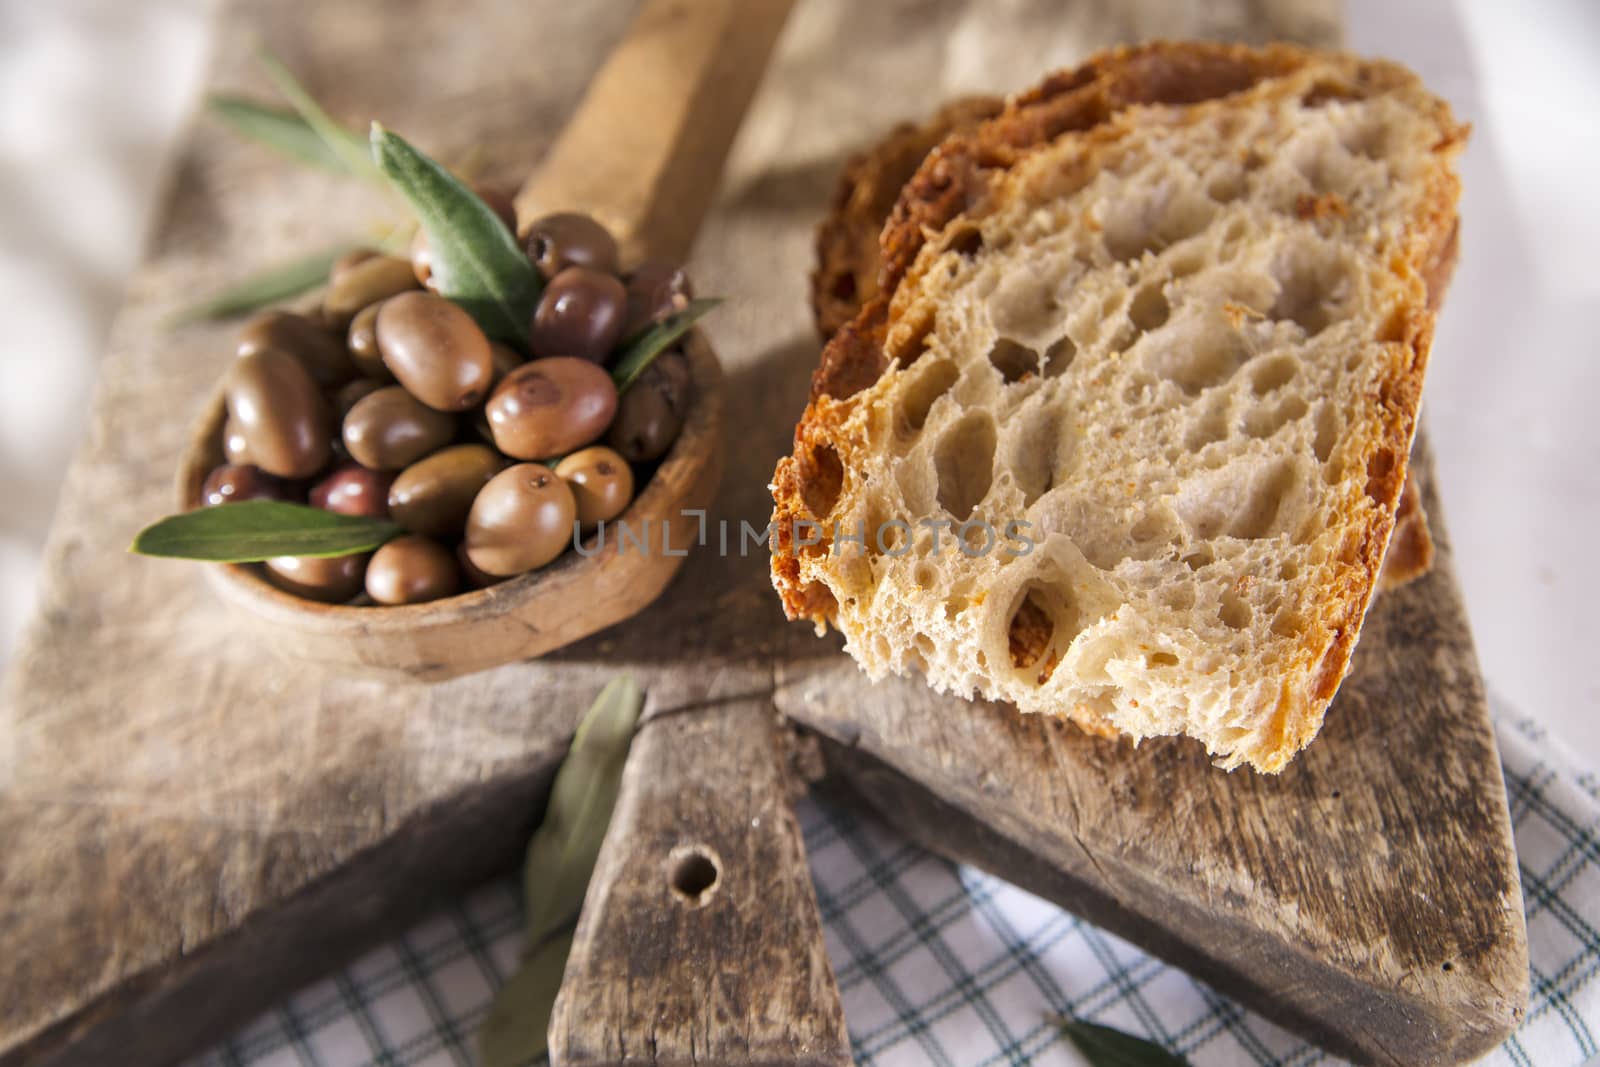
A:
[774, 42, 1467, 769]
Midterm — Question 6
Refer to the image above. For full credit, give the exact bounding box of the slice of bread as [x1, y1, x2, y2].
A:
[810, 88, 1436, 594]
[772, 42, 1466, 772]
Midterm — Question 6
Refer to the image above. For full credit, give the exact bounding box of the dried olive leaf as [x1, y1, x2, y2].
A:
[609, 298, 720, 394]
[130, 501, 401, 562]
[1055, 1018, 1190, 1067]
[253, 45, 379, 182]
[370, 123, 538, 346]
[478, 677, 643, 1067]
[206, 94, 360, 175]
[168, 245, 353, 325]
[476, 928, 573, 1067]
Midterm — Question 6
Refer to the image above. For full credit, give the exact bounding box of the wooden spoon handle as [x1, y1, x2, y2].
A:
[515, 0, 796, 265]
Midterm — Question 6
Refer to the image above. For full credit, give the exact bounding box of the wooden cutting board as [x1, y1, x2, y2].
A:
[0, 0, 1526, 1065]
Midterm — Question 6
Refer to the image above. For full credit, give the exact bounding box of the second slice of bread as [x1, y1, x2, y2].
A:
[772, 43, 1465, 772]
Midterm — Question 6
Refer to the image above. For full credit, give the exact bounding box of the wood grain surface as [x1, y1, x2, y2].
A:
[0, 0, 1524, 1064]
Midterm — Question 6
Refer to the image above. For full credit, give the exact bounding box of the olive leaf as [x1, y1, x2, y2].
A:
[253, 45, 379, 182]
[207, 94, 363, 176]
[1055, 1017, 1189, 1067]
[169, 245, 354, 325]
[371, 123, 538, 346]
[478, 677, 644, 1067]
[610, 298, 720, 393]
[130, 501, 401, 562]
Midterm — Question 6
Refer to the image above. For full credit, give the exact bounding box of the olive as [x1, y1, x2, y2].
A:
[486, 357, 618, 460]
[623, 259, 692, 336]
[330, 247, 381, 284]
[264, 552, 367, 604]
[456, 541, 506, 588]
[310, 461, 395, 518]
[524, 211, 619, 278]
[554, 446, 634, 526]
[346, 301, 395, 382]
[322, 255, 419, 328]
[376, 291, 495, 412]
[488, 341, 524, 386]
[388, 444, 507, 537]
[333, 377, 383, 419]
[465, 463, 577, 576]
[409, 227, 434, 291]
[237, 310, 354, 388]
[342, 386, 456, 471]
[412, 185, 518, 289]
[201, 463, 288, 506]
[529, 266, 627, 364]
[226, 349, 333, 479]
[223, 416, 252, 464]
[365, 535, 460, 605]
[606, 350, 690, 462]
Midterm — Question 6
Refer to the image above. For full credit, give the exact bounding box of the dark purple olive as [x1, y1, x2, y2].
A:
[486, 357, 618, 459]
[623, 259, 693, 336]
[606, 349, 690, 462]
[524, 212, 619, 279]
[376, 291, 494, 412]
[264, 553, 368, 603]
[201, 464, 288, 507]
[365, 535, 460, 605]
[529, 266, 627, 364]
[310, 461, 395, 518]
[237, 310, 354, 388]
[226, 349, 333, 479]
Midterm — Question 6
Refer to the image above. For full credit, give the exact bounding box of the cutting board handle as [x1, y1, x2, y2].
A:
[514, 0, 796, 266]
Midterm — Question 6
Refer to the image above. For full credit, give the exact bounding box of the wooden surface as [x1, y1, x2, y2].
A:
[0, 0, 1526, 1064]
[550, 699, 850, 1067]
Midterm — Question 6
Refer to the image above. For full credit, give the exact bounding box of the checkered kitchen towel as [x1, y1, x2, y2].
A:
[191, 698, 1600, 1067]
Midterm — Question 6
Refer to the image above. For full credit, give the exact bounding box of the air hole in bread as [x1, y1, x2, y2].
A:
[1184, 404, 1230, 451]
[1313, 403, 1339, 464]
[1206, 167, 1245, 203]
[943, 225, 984, 258]
[1103, 187, 1215, 262]
[987, 337, 1039, 384]
[887, 309, 936, 367]
[1042, 335, 1077, 376]
[1377, 304, 1409, 343]
[830, 273, 856, 302]
[1006, 582, 1079, 683]
[1271, 606, 1304, 637]
[1365, 445, 1397, 504]
[1146, 651, 1179, 667]
[1251, 353, 1299, 394]
[897, 359, 959, 435]
[798, 443, 844, 519]
[1175, 459, 1294, 540]
[1182, 547, 1214, 571]
[1008, 405, 1065, 507]
[1129, 285, 1171, 332]
[1245, 395, 1310, 439]
[1130, 513, 1165, 544]
[914, 633, 934, 658]
[935, 414, 997, 519]
[1219, 591, 1252, 629]
[1303, 79, 1358, 108]
[1279, 561, 1300, 580]
[1148, 317, 1248, 395]
[913, 562, 937, 590]
[1270, 241, 1347, 336]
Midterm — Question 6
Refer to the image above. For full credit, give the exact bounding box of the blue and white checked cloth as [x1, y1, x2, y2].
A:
[191, 697, 1600, 1067]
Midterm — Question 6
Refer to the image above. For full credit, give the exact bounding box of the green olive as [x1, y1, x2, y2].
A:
[264, 552, 368, 603]
[237, 310, 354, 388]
[346, 301, 395, 382]
[554, 446, 634, 525]
[376, 291, 495, 412]
[464, 463, 576, 576]
[322, 254, 419, 328]
[388, 444, 507, 537]
[226, 349, 333, 479]
[365, 535, 460, 605]
[606, 350, 689, 462]
[486, 357, 617, 460]
[341, 385, 456, 471]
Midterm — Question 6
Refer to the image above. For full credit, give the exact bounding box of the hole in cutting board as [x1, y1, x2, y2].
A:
[668, 844, 721, 907]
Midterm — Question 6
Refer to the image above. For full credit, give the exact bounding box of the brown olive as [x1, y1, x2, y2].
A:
[554, 446, 635, 526]
[365, 535, 460, 605]
[376, 291, 495, 412]
[201, 463, 288, 506]
[488, 341, 524, 386]
[346, 301, 395, 382]
[237, 310, 354, 388]
[606, 350, 690, 462]
[223, 416, 252, 464]
[264, 552, 367, 603]
[333, 377, 383, 419]
[529, 266, 627, 363]
[388, 444, 507, 537]
[342, 385, 456, 471]
[409, 227, 435, 291]
[227, 349, 333, 479]
[322, 255, 419, 328]
[623, 259, 693, 336]
[486, 357, 618, 460]
[310, 461, 395, 518]
[330, 247, 381, 284]
[465, 463, 576, 576]
[456, 541, 506, 588]
[524, 212, 619, 278]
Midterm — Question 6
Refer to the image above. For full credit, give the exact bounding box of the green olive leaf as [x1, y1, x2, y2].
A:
[168, 245, 354, 326]
[370, 123, 538, 346]
[610, 298, 720, 393]
[253, 45, 380, 182]
[476, 928, 574, 1067]
[130, 501, 401, 562]
[478, 678, 643, 1067]
[207, 94, 362, 175]
[1055, 1018, 1189, 1067]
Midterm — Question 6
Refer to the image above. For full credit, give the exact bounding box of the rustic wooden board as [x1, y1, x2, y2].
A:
[0, 0, 1525, 1064]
